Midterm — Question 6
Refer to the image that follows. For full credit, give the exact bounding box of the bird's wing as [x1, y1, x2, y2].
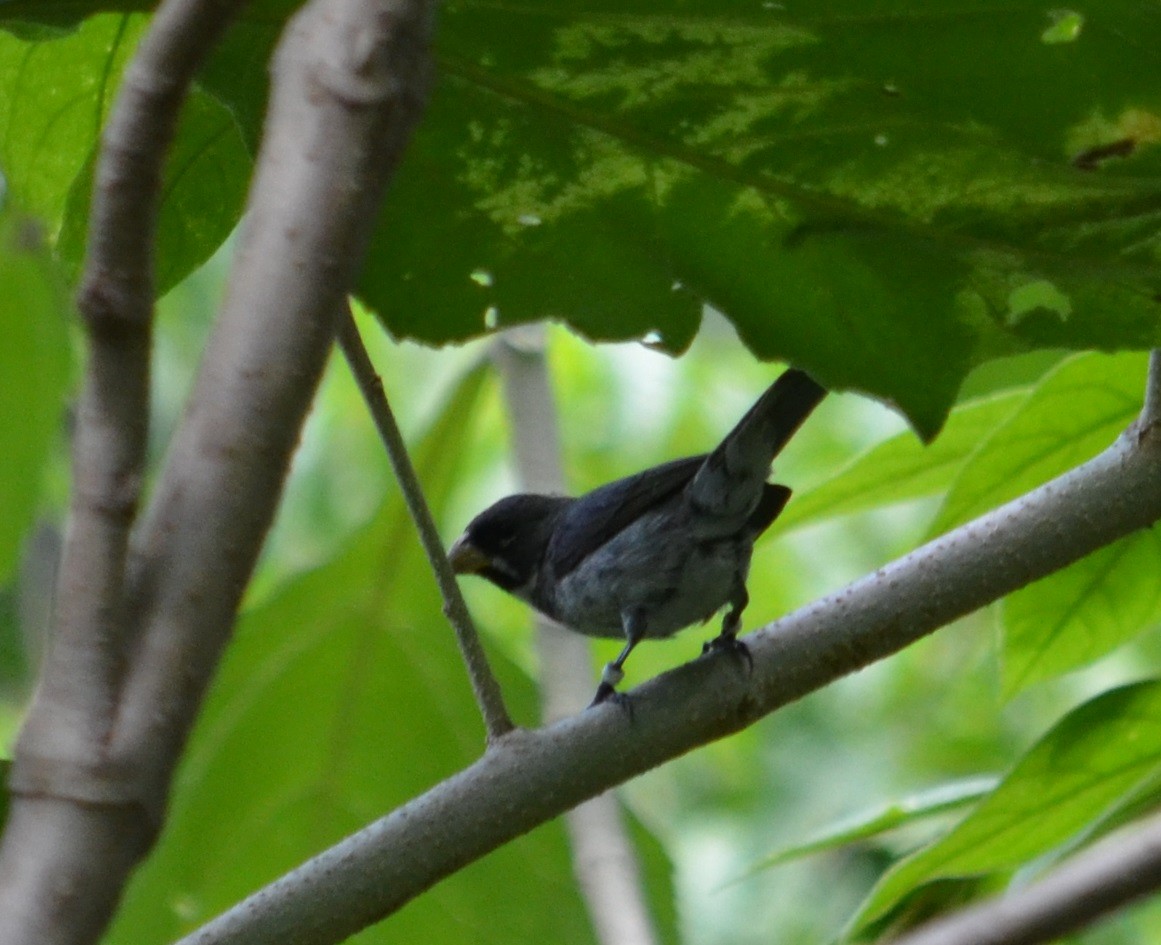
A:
[548, 455, 707, 577]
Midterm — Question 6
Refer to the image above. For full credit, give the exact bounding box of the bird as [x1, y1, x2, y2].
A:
[448, 367, 827, 705]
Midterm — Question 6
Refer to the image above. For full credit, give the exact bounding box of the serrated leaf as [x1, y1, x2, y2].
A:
[361, 0, 1161, 436]
[779, 390, 1026, 531]
[850, 680, 1161, 934]
[929, 351, 1146, 536]
[7, 2, 1161, 435]
[1001, 531, 1161, 698]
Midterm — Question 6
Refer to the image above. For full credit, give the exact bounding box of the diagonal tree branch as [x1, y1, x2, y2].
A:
[493, 328, 660, 945]
[175, 381, 1161, 945]
[336, 307, 514, 740]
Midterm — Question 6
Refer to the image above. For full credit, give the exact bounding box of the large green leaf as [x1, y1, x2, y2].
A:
[363, 0, 1161, 436]
[850, 680, 1161, 934]
[106, 364, 677, 945]
[0, 213, 70, 584]
[5, 1, 1161, 435]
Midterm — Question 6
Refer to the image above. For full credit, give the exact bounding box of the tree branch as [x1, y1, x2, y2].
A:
[0, 2, 248, 943]
[889, 807, 1161, 945]
[10, 0, 247, 804]
[336, 307, 514, 740]
[493, 328, 660, 945]
[0, 2, 436, 944]
[175, 389, 1161, 945]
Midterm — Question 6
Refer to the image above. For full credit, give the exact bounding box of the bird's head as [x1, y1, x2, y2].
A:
[448, 493, 570, 595]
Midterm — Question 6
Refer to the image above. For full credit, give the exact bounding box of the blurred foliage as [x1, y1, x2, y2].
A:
[0, 4, 1160, 945]
[3, 2, 1161, 434]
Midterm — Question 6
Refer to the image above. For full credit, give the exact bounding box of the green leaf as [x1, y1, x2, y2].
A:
[735, 776, 997, 877]
[106, 363, 677, 945]
[8, 2, 1161, 434]
[778, 390, 1026, 531]
[56, 86, 250, 294]
[361, 0, 1161, 436]
[850, 680, 1161, 933]
[0, 213, 70, 584]
[0, 14, 251, 293]
[0, 15, 144, 228]
[1001, 531, 1161, 698]
[929, 351, 1146, 536]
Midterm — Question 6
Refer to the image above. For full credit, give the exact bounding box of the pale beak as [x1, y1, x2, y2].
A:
[448, 534, 491, 574]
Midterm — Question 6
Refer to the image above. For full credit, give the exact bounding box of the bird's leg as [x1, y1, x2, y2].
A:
[591, 608, 646, 707]
[702, 583, 753, 671]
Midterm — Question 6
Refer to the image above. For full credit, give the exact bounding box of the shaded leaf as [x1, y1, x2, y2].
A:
[735, 776, 997, 877]
[4, 4, 1161, 434]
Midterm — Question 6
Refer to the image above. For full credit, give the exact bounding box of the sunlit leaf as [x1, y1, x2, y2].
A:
[851, 680, 1161, 933]
[779, 391, 1026, 530]
[0, 14, 250, 293]
[929, 351, 1146, 536]
[1001, 532, 1161, 698]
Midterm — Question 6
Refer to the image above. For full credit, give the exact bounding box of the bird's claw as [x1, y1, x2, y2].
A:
[589, 682, 635, 718]
[702, 633, 753, 673]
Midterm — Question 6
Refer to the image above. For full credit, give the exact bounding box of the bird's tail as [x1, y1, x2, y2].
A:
[688, 368, 826, 524]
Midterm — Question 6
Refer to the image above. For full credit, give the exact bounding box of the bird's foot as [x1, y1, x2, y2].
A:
[701, 632, 753, 673]
[589, 681, 635, 717]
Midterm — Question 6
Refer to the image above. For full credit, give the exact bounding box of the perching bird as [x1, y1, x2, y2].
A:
[448, 368, 826, 705]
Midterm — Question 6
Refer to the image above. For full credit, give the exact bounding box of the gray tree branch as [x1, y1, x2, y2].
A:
[0, 2, 249, 943]
[175, 384, 1161, 945]
[0, 1, 436, 943]
[493, 328, 661, 945]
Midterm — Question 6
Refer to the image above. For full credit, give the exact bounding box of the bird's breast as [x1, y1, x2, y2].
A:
[540, 507, 754, 640]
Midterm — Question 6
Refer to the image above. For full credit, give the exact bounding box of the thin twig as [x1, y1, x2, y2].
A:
[175, 367, 1161, 945]
[492, 327, 660, 945]
[336, 308, 514, 741]
[889, 807, 1161, 945]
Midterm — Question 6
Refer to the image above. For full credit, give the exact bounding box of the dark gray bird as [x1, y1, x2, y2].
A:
[449, 368, 826, 705]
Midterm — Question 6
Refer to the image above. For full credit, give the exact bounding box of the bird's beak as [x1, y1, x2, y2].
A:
[448, 534, 491, 575]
